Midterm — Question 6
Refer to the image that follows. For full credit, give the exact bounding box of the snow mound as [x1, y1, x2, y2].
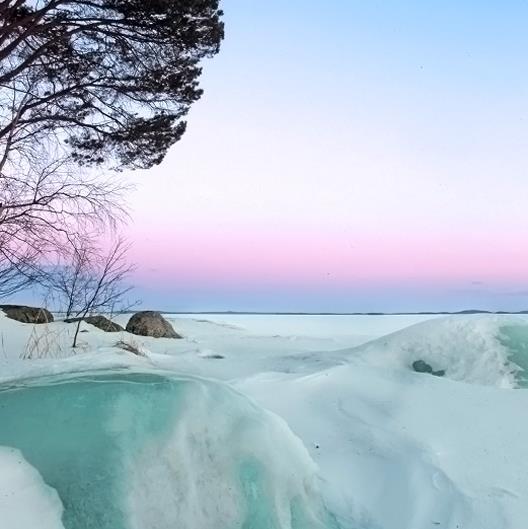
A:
[0, 446, 64, 529]
[0, 370, 341, 529]
[349, 315, 528, 388]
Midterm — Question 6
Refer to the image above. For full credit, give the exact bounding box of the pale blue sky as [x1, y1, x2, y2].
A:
[120, 1, 528, 312]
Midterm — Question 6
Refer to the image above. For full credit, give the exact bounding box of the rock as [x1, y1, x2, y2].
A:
[64, 315, 124, 332]
[0, 305, 53, 324]
[412, 360, 445, 377]
[125, 311, 181, 339]
[412, 359, 433, 374]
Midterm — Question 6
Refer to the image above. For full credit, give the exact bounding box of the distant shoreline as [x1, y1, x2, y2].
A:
[157, 310, 528, 316]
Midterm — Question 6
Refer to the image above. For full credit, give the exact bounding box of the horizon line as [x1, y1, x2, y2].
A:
[147, 309, 528, 316]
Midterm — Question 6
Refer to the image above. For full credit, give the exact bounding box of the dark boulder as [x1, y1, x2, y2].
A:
[64, 315, 124, 332]
[0, 305, 54, 324]
[412, 360, 445, 377]
[125, 311, 181, 339]
[412, 359, 433, 374]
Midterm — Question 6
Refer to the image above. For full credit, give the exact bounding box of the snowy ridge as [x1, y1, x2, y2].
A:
[347, 314, 528, 388]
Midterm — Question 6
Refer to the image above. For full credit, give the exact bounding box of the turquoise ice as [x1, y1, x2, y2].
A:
[498, 325, 528, 388]
[0, 370, 341, 529]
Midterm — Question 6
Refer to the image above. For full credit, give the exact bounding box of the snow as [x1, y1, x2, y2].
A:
[240, 364, 528, 529]
[0, 446, 64, 529]
[0, 311, 527, 528]
[347, 314, 528, 388]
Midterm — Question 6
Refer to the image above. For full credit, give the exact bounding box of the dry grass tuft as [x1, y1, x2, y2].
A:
[115, 338, 145, 356]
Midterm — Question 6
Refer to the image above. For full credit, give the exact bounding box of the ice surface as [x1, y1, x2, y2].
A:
[497, 323, 528, 387]
[0, 370, 340, 529]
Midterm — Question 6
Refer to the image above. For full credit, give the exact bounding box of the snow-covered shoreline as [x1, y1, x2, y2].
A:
[1, 312, 527, 528]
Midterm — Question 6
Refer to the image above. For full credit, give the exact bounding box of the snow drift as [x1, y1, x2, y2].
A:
[0, 446, 64, 529]
[0, 370, 341, 529]
[348, 315, 528, 388]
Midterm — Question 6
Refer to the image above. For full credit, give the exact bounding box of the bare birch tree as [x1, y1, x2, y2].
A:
[0, 148, 127, 297]
[46, 237, 135, 347]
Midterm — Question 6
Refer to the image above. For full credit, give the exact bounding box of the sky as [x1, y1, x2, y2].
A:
[124, 0, 528, 312]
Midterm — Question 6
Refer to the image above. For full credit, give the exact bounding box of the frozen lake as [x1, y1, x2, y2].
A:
[0, 312, 527, 529]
